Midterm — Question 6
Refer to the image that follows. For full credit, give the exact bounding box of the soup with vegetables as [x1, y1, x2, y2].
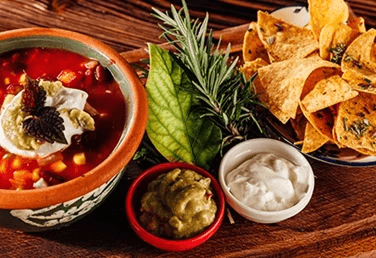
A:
[0, 48, 126, 190]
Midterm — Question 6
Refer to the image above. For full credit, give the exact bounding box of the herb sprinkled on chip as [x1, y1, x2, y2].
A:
[329, 43, 346, 64]
[343, 53, 362, 69]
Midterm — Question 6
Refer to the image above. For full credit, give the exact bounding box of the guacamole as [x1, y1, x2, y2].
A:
[140, 168, 217, 239]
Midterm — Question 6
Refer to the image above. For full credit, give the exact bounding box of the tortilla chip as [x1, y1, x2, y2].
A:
[330, 104, 347, 148]
[306, 51, 320, 58]
[302, 122, 329, 153]
[258, 57, 339, 120]
[304, 23, 312, 30]
[348, 17, 366, 33]
[335, 92, 376, 152]
[269, 105, 291, 124]
[240, 58, 269, 103]
[342, 74, 376, 95]
[290, 113, 307, 141]
[319, 23, 337, 60]
[239, 58, 290, 123]
[332, 125, 346, 149]
[240, 58, 268, 80]
[301, 66, 340, 99]
[253, 76, 266, 102]
[308, 0, 349, 40]
[341, 29, 376, 83]
[354, 147, 376, 156]
[242, 22, 270, 63]
[256, 11, 319, 63]
[319, 22, 360, 61]
[300, 102, 335, 142]
[301, 75, 358, 113]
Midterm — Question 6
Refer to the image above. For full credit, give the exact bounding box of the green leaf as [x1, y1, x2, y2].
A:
[146, 44, 221, 169]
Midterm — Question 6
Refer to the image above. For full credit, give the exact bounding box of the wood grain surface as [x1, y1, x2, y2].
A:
[0, 0, 376, 257]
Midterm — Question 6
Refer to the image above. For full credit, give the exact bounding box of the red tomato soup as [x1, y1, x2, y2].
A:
[0, 48, 126, 190]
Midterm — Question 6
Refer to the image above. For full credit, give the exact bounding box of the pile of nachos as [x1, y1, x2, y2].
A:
[241, 0, 376, 156]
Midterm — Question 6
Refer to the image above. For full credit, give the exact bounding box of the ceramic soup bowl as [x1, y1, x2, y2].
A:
[0, 28, 147, 232]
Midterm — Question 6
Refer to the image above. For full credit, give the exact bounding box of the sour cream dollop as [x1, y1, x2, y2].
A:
[0, 79, 93, 158]
[225, 153, 309, 211]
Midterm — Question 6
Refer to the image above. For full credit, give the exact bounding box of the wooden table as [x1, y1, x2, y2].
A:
[1, 0, 376, 257]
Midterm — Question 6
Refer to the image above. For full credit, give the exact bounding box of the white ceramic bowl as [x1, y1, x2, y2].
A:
[219, 138, 314, 223]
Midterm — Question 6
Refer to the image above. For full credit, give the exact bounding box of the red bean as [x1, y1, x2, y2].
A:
[39, 170, 65, 186]
[94, 65, 108, 82]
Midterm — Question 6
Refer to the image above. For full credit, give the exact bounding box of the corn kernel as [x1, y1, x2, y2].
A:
[13, 170, 30, 178]
[73, 153, 86, 165]
[11, 157, 21, 169]
[32, 168, 41, 182]
[19, 74, 26, 84]
[10, 170, 31, 190]
[50, 160, 67, 173]
[4, 77, 10, 85]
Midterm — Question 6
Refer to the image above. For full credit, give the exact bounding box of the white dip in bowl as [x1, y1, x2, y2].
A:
[219, 138, 314, 223]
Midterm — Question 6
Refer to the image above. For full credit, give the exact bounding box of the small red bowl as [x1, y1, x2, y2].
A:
[125, 162, 225, 252]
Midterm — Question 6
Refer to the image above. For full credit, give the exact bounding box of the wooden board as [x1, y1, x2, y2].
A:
[0, 1, 376, 257]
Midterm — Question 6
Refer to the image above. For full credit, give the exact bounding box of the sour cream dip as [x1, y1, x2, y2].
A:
[225, 153, 309, 211]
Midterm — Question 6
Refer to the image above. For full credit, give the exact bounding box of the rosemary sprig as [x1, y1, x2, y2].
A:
[152, 0, 264, 147]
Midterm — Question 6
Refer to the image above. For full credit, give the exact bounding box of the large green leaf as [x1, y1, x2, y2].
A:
[146, 44, 221, 169]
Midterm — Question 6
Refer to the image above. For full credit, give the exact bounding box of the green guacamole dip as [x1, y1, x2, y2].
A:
[140, 168, 217, 239]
